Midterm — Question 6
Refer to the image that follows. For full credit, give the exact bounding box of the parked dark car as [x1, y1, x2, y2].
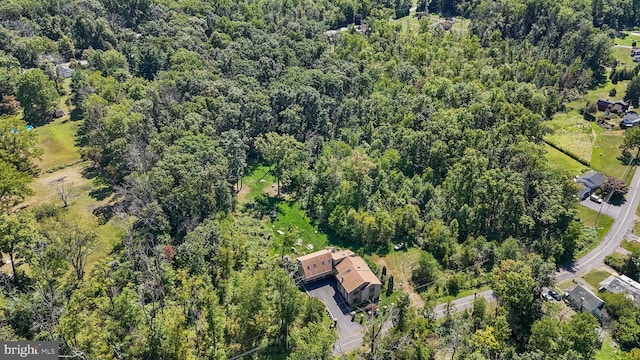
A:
[548, 290, 561, 301]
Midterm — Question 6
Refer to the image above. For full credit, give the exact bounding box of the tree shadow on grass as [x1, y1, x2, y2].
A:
[89, 186, 114, 201]
[92, 204, 116, 225]
[70, 108, 83, 121]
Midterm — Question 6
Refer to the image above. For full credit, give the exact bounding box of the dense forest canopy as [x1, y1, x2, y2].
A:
[0, 0, 636, 359]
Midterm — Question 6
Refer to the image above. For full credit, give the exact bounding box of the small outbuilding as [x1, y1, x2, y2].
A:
[54, 108, 67, 118]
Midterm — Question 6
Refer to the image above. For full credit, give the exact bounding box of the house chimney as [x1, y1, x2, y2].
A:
[341, 276, 344, 283]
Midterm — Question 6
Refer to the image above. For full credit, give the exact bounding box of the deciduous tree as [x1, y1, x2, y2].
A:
[16, 69, 58, 124]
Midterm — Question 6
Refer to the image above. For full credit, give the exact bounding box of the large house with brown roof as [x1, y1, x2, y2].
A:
[297, 249, 334, 283]
[297, 249, 381, 305]
[335, 256, 382, 305]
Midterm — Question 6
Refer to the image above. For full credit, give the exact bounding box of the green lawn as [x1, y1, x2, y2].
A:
[239, 164, 276, 202]
[33, 117, 81, 172]
[614, 32, 640, 47]
[634, 221, 640, 235]
[566, 80, 629, 111]
[557, 279, 576, 290]
[544, 144, 590, 176]
[612, 46, 637, 67]
[270, 201, 329, 257]
[582, 269, 613, 290]
[591, 128, 633, 180]
[596, 333, 627, 360]
[575, 205, 614, 258]
[545, 111, 594, 163]
[622, 239, 640, 253]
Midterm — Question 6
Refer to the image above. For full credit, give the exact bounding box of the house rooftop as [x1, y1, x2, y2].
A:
[331, 249, 355, 263]
[576, 171, 606, 189]
[599, 275, 640, 303]
[335, 256, 381, 293]
[297, 249, 333, 279]
[566, 284, 604, 314]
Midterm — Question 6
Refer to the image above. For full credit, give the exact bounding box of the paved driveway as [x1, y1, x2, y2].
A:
[304, 278, 364, 354]
[579, 197, 621, 219]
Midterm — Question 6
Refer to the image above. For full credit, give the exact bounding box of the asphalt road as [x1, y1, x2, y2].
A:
[432, 167, 640, 318]
[557, 166, 640, 282]
[433, 290, 496, 319]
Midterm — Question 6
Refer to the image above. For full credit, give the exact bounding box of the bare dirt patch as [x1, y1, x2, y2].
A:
[234, 183, 251, 202]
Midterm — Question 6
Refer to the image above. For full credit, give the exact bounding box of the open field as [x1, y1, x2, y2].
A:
[622, 239, 640, 253]
[544, 144, 590, 175]
[545, 111, 594, 163]
[591, 128, 632, 181]
[612, 46, 637, 67]
[575, 205, 614, 259]
[371, 247, 424, 308]
[33, 117, 81, 172]
[614, 32, 640, 47]
[582, 269, 613, 290]
[11, 79, 123, 275]
[566, 81, 629, 111]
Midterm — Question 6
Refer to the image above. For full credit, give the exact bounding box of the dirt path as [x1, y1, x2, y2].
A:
[374, 257, 425, 309]
[234, 183, 251, 202]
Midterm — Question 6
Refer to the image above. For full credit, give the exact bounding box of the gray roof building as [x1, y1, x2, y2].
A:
[599, 275, 640, 305]
[565, 284, 605, 318]
[576, 171, 606, 191]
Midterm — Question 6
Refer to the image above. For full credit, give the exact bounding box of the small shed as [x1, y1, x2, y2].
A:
[54, 108, 67, 118]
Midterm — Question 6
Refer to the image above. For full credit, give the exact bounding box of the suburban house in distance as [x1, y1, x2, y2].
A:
[297, 249, 381, 305]
[599, 274, 640, 305]
[621, 111, 640, 129]
[597, 98, 629, 114]
[565, 284, 605, 319]
[575, 171, 606, 200]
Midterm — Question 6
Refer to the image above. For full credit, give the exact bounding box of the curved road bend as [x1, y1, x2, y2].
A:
[557, 166, 640, 282]
[433, 166, 640, 318]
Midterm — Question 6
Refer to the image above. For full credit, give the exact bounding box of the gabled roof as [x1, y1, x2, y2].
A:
[335, 256, 381, 293]
[566, 284, 604, 314]
[297, 250, 333, 279]
[623, 112, 640, 124]
[597, 98, 612, 105]
[577, 171, 606, 189]
[331, 249, 355, 264]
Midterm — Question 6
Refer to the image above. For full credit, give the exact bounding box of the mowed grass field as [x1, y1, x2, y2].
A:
[582, 269, 613, 290]
[33, 116, 81, 171]
[614, 31, 640, 47]
[612, 46, 637, 67]
[545, 111, 594, 163]
[591, 128, 633, 182]
[544, 143, 590, 176]
[13, 79, 123, 274]
[577, 205, 614, 242]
